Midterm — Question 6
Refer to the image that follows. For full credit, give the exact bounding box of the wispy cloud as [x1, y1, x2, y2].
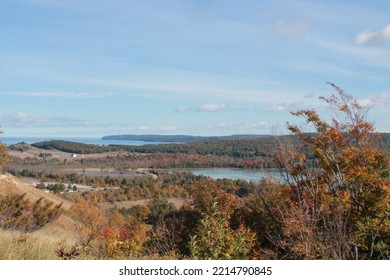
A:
[80, 76, 295, 103]
[366, 92, 390, 108]
[270, 20, 310, 37]
[0, 113, 83, 128]
[200, 121, 271, 132]
[350, 92, 390, 110]
[266, 101, 305, 113]
[136, 126, 151, 131]
[0, 112, 115, 128]
[4, 91, 116, 98]
[198, 104, 228, 112]
[175, 106, 188, 113]
[160, 125, 177, 132]
[267, 105, 285, 113]
[365, 54, 390, 65]
[357, 99, 373, 108]
[176, 104, 256, 113]
[355, 24, 390, 46]
[22, 0, 94, 14]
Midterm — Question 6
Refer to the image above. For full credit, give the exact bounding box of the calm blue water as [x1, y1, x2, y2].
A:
[187, 168, 277, 182]
[0, 137, 166, 147]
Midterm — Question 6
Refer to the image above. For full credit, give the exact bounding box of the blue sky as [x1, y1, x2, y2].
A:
[0, 0, 389, 137]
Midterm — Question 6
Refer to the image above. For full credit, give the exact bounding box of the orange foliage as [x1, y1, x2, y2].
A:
[273, 83, 390, 259]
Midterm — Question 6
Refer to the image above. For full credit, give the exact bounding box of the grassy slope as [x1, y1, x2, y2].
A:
[0, 174, 72, 210]
[0, 174, 78, 259]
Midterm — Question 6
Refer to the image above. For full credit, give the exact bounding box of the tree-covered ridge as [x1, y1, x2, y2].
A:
[28, 138, 266, 157]
[113, 138, 279, 158]
[28, 136, 301, 158]
[29, 140, 115, 154]
[28, 133, 390, 158]
[102, 134, 271, 143]
[29, 137, 278, 157]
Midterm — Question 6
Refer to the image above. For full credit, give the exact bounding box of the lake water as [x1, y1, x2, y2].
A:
[82, 169, 278, 182]
[0, 137, 169, 147]
[185, 168, 277, 182]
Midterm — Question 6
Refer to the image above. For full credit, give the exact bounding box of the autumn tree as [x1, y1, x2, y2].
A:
[190, 199, 256, 260]
[189, 179, 256, 260]
[99, 217, 150, 259]
[273, 83, 390, 259]
[238, 178, 308, 259]
[0, 128, 9, 173]
[163, 206, 201, 256]
[148, 195, 175, 233]
[70, 197, 106, 254]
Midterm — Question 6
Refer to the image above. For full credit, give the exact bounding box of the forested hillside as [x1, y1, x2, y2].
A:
[101, 134, 270, 142]
[29, 134, 390, 157]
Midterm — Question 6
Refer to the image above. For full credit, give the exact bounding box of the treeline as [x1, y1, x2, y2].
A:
[113, 138, 277, 158]
[30, 137, 287, 158]
[29, 134, 390, 158]
[102, 133, 270, 142]
[30, 140, 115, 154]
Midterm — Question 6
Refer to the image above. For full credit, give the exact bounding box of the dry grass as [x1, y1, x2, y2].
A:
[1, 174, 186, 260]
[0, 224, 78, 260]
[0, 174, 80, 259]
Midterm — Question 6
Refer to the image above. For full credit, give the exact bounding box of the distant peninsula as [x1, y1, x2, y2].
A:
[101, 134, 271, 143]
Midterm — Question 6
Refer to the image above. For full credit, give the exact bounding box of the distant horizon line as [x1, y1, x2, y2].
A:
[1, 133, 273, 138]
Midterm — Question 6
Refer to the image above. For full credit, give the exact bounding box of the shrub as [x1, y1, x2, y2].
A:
[0, 194, 62, 232]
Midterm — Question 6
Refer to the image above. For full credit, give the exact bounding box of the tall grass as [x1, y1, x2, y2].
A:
[0, 225, 78, 260]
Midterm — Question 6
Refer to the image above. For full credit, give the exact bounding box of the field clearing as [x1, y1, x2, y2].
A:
[8, 146, 124, 161]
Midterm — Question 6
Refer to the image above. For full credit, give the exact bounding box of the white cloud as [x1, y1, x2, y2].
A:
[267, 105, 285, 113]
[371, 92, 390, 108]
[270, 20, 310, 37]
[265, 101, 305, 113]
[352, 92, 390, 110]
[177, 104, 256, 114]
[355, 24, 390, 45]
[357, 99, 373, 108]
[198, 104, 227, 112]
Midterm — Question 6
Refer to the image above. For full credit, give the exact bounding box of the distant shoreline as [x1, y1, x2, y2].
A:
[102, 134, 271, 143]
[0, 137, 166, 147]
